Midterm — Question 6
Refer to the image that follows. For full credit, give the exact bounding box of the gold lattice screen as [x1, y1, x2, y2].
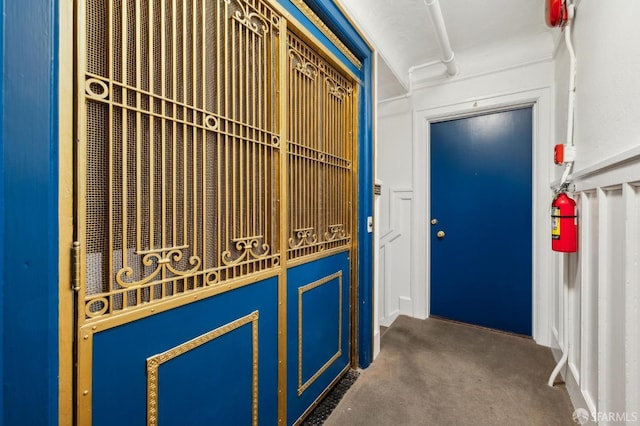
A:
[287, 33, 354, 260]
[79, 0, 355, 322]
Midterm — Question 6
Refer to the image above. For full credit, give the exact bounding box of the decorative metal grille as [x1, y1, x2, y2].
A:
[287, 33, 354, 260]
[80, 0, 282, 320]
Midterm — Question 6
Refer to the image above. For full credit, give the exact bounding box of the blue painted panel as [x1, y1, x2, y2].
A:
[287, 252, 350, 424]
[158, 325, 254, 425]
[2, 0, 59, 424]
[430, 108, 533, 336]
[357, 57, 374, 367]
[300, 276, 341, 382]
[92, 278, 278, 426]
[0, 0, 5, 420]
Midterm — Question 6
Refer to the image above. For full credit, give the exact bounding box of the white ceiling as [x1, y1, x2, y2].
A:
[337, 0, 558, 100]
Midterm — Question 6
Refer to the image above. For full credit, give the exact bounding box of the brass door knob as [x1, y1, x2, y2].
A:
[437, 230, 445, 239]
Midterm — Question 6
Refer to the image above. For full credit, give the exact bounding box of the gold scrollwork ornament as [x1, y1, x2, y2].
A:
[231, 0, 269, 35]
[289, 228, 318, 248]
[222, 236, 270, 265]
[289, 50, 318, 79]
[325, 224, 347, 241]
[327, 78, 352, 100]
[115, 248, 201, 288]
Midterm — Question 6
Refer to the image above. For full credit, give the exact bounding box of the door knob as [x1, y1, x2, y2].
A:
[437, 230, 445, 239]
[431, 219, 438, 225]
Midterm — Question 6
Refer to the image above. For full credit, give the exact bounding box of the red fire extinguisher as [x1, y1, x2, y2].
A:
[551, 192, 577, 252]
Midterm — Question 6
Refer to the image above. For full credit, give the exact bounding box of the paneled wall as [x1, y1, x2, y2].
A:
[378, 187, 413, 326]
[552, 159, 640, 420]
[551, 1, 640, 421]
[376, 109, 413, 327]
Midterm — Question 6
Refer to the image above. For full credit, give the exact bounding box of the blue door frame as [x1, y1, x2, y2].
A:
[0, 0, 373, 423]
[1, 0, 61, 424]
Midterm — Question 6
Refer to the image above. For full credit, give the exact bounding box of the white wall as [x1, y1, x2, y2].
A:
[376, 37, 556, 336]
[551, 1, 640, 422]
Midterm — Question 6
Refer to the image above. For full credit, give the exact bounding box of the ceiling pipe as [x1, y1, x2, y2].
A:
[424, 0, 459, 76]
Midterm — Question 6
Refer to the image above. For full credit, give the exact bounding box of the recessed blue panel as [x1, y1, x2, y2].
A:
[300, 276, 341, 383]
[157, 324, 254, 426]
[287, 252, 350, 424]
[92, 277, 278, 426]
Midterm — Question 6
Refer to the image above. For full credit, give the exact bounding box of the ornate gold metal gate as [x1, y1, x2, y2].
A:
[75, 0, 358, 423]
[80, 0, 282, 320]
[287, 32, 353, 262]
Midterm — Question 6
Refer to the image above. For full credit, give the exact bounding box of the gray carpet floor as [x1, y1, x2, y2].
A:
[325, 316, 575, 426]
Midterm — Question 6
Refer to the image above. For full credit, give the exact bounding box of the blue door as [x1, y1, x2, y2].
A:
[430, 108, 533, 335]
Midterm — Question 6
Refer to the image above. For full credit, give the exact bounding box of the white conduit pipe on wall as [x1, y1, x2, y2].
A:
[377, 60, 441, 104]
[378, 1, 458, 104]
[424, 0, 459, 76]
[548, 0, 577, 388]
[559, 3, 577, 188]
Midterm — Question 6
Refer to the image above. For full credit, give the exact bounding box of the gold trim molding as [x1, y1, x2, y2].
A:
[290, 0, 362, 69]
[146, 311, 260, 426]
[297, 272, 342, 395]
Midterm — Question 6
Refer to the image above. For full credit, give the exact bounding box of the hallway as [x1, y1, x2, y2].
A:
[326, 316, 575, 425]
[2, 0, 640, 423]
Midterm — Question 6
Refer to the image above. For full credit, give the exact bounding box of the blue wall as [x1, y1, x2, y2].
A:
[0, 0, 5, 420]
[1, 0, 60, 424]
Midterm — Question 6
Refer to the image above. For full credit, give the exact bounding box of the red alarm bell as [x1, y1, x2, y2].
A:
[546, 0, 568, 27]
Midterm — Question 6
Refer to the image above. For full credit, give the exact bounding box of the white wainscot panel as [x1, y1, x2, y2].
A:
[553, 151, 640, 421]
[624, 183, 640, 417]
[580, 190, 599, 414]
[598, 187, 626, 419]
[378, 188, 413, 327]
[552, 252, 560, 346]
[568, 193, 582, 386]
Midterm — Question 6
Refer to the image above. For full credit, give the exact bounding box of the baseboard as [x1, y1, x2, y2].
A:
[379, 311, 399, 328]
